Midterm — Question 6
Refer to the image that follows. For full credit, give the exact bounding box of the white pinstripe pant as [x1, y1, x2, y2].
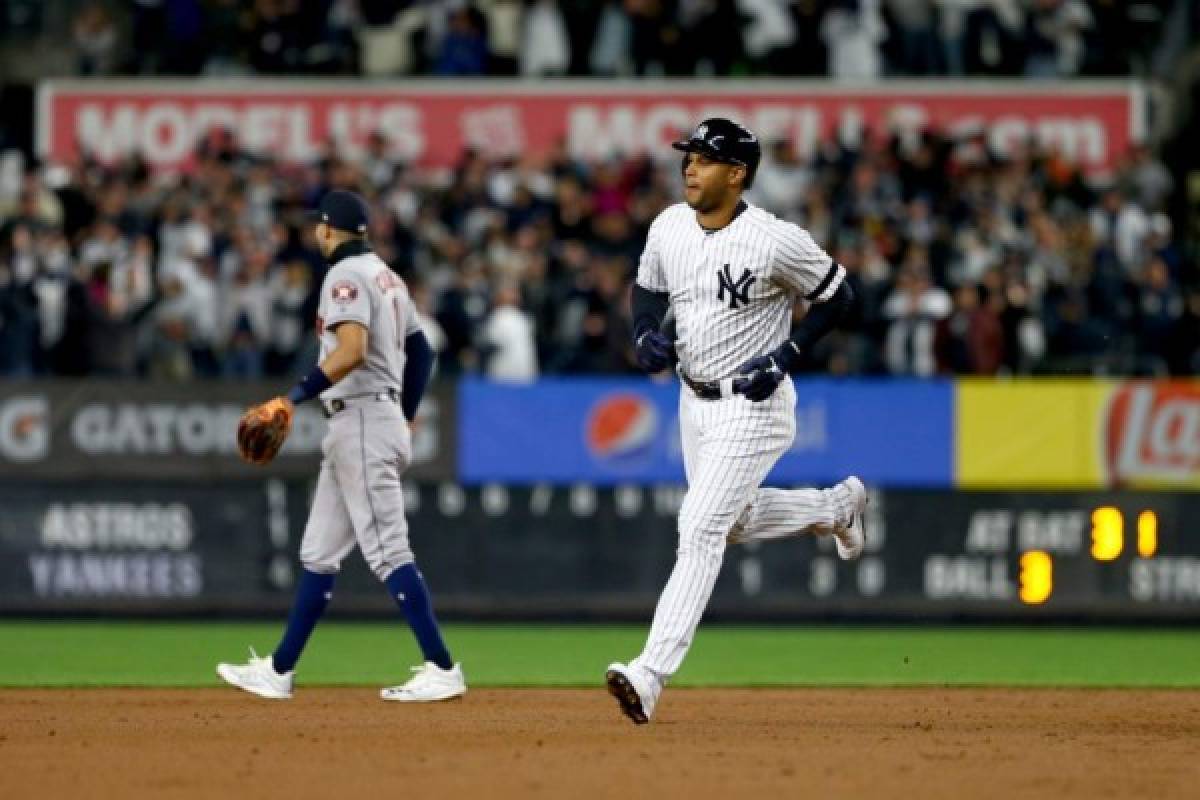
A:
[633, 378, 850, 681]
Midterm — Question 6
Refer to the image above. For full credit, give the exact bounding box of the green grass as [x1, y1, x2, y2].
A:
[1, 622, 1198, 688]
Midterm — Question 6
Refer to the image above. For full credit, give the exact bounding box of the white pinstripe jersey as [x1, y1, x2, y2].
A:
[636, 202, 845, 382]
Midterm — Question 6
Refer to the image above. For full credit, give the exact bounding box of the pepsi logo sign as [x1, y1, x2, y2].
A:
[585, 393, 659, 459]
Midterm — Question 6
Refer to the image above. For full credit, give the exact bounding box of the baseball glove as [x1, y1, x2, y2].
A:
[236, 397, 294, 465]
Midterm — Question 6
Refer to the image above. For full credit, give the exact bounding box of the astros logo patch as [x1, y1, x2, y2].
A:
[331, 281, 358, 304]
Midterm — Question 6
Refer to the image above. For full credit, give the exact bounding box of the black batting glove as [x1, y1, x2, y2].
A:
[733, 354, 784, 402]
[635, 330, 673, 373]
[733, 342, 799, 402]
[770, 340, 802, 373]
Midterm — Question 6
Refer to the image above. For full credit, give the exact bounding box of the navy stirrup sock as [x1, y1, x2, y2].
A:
[385, 564, 453, 670]
[272, 569, 335, 674]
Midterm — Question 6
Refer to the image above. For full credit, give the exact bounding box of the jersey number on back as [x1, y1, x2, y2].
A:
[376, 269, 409, 338]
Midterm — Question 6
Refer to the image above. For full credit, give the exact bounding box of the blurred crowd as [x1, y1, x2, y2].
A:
[25, 0, 1188, 81]
[0, 119, 1193, 382]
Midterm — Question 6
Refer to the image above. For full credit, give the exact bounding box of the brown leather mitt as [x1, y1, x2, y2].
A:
[236, 397, 294, 465]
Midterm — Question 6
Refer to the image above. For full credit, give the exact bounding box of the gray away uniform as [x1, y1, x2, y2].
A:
[300, 249, 421, 580]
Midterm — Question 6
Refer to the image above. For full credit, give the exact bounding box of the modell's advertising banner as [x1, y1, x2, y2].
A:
[956, 380, 1200, 489]
[37, 80, 1143, 174]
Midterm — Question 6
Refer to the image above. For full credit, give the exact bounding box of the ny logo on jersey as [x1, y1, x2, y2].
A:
[716, 264, 755, 310]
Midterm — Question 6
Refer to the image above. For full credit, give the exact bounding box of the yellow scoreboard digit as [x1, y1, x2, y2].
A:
[1091, 506, 1123, 561]
[1019, 551, 1053, 605]
[1089, 506, 1159, 562]
[1137, 511, 1158, 558]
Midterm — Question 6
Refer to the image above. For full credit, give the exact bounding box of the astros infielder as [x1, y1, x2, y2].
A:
[217, 190, 465, 702]
[606, 119, 867, 724]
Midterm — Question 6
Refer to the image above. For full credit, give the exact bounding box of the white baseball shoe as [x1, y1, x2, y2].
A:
[605, 662, 657, 725]
[380, 662, 466, 702]
[216, 648, 294, 699]
[833, 476, 868, 561]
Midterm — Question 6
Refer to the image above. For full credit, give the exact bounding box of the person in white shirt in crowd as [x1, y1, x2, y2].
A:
[148, 255, 220, 379]
[738, 0, 797, 70]
[748, 140, 812, 223]
[1123, 143, 1174, 212]
[521, 0, 570, 75]
[1089, 187, 1151, 278]
[78, 218, 129, 270]
[821, 0, 886, 81]
[219, 244, 275, 378]
[479, 281, 538, 382]
[883, 261, 953, 376]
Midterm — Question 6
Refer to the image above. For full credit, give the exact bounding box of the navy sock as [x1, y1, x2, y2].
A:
[385, 564, 453, 670]
[272, 569, 334, 674]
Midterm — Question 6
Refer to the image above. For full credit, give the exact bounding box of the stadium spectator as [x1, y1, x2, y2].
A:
[589, 0, 633, 75]
[0, 118, 1194, 380]
[479, 281, 539, 382]
[435, 5, 490, 76]
[739, 0, 796, 74]
[821, 0, 887, 81]
[883, 258, 953, 376]
[2, 2, 1193, 387]
[1136, 256, 1185, 369]
[1, 0, 1183, 81]
[1023, 0, 1094, 79]
[520, 0, 571, 76]
[885, 0, 941, 75]
[750, 140, 812, 222]
[1120, 143, 1173, 212]
[72, 3, 119, 76]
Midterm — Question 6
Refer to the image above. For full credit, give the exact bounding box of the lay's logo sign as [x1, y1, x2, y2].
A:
[1105, 383, 1200, 485]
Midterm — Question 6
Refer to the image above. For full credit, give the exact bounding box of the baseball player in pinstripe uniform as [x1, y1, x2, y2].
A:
[217, 190, 465, 702]
[606, 119, 867, 724]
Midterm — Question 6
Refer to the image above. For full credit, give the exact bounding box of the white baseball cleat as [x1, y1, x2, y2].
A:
[833, 476, 868, 561]
[216, 648, 294, 700]
[605, 662, 657, 725]
[380, 662, 466, 702]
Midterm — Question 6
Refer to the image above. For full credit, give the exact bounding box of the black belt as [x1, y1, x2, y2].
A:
[677, 366, 744, 401]
[680, 371, 722, 400]
[323, 389, 400, 418]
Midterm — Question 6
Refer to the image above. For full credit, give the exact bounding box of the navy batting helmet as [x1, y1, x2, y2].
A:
[672, 118, 762, 188]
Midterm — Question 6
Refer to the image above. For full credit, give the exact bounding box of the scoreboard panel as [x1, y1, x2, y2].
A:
[789, 490, 1200, 616]
[1, 482, 1198, 619]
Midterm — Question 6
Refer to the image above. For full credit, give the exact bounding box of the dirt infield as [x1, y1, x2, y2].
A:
[3, 688, 1199, 799]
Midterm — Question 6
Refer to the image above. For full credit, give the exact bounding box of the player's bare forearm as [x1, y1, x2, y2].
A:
[319, 321, 368, 384]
